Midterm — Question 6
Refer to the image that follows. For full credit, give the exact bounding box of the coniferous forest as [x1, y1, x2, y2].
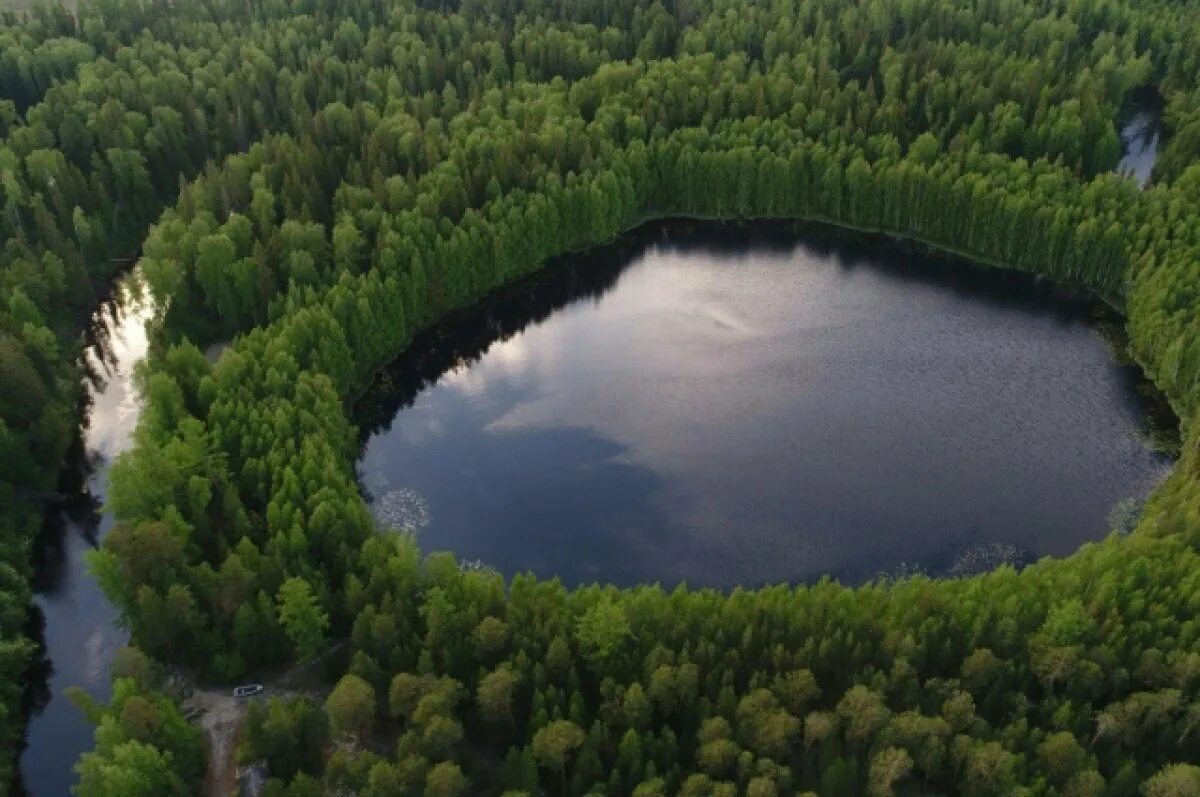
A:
[2, 0, 1200, 793]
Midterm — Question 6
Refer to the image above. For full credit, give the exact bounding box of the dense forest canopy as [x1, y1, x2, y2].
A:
[2, 0, 1200, 793]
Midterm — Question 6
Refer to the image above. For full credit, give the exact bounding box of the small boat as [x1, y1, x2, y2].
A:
[232, 684, 264, 699]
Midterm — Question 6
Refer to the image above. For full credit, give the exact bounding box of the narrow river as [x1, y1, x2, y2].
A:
[19, 271, 150, 796]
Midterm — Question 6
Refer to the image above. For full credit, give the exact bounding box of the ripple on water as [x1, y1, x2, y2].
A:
[945, 542, 1029, 578]
[372, 487, 432, 532]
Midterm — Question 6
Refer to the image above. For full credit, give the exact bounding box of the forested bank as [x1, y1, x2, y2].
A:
[3, 0, 1200, 793]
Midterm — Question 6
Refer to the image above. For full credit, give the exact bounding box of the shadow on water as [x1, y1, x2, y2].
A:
[356, 224, 667, 438]
[356, 219, 1111, 439]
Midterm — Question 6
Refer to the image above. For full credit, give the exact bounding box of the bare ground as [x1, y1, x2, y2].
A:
[183, 688, 248, 797]
[180, 649, 340, 797]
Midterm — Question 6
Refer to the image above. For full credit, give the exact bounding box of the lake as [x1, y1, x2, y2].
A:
[357, 222, 1174, 589]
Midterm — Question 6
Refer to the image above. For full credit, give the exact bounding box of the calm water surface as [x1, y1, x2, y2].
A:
[19, 271, 149, 796]
[358, 224, 1174, 588]
[1117, 104, 1161, 186]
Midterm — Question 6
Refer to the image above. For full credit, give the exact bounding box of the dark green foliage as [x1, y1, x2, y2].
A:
[1, 0, 1199, 792]
[245, 697, 330, 780]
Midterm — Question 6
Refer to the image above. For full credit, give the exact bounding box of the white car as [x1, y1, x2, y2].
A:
[232, 684, 264, 699]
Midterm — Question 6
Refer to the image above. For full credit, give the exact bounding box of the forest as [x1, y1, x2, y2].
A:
[2, 0, 1200, 793]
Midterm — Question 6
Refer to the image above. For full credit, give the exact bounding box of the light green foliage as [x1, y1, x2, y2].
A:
[867, 747, 913, 797]
[575, 600, 630, 665]
[477, 665, 520, 727]
[695, 717, 739, 776]
[276, 578, 329, 660]
[389, 672, 432, 721]
[736, 689, 801, 760]
[75, 740, 186, 797]
[72, 675, 203, 795]
[472, 616, 509, 657]
[1037, 731, 1089, 785]
[1142, 765, 1200, 796]
[324, 674, 377, 739]
[621, 683, 652, 729]
[773, 669, 821, 716]
[532, 720, 585, 778]
[746, 776, 778, 797]
[837, 686, 892, 746]
[1040, 599, 1098, 647]
[424, 761, 469, 797]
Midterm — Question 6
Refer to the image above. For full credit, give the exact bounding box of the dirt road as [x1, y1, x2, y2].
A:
[181, 650, 339, 796]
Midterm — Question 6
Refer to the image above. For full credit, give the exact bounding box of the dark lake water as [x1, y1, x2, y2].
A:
[357, 223, 1174, 589]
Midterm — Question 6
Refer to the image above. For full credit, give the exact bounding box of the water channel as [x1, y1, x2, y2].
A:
[19, 273, 149, 796]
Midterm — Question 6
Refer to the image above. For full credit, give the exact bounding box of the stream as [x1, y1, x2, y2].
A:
[19, 270, 150, 796]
